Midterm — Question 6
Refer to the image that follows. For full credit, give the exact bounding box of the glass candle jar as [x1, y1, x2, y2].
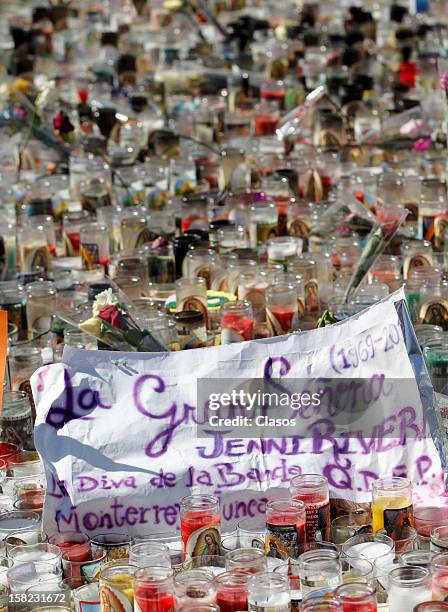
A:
[129, 543, 171, 568]
[220, 300, 254, 344]
[300, 596, 342, 611]
[290, 474, 331, 545]
[184, 249, 220, 289]
[141, 243, 176, 284]
[424, 341, 448, 394]
[249, 201, 278, 247]
[173, 310, 207, 349]
[26, 280, 56, 337]
[80, 223, 110, 272]
[288, 255, 320, 317]
[49, 532, 91, 562]
[180, 495, 220, 557]
[180, 195, 209, 232]
[0, 392, 34, 451]
[7, 560, 62, 594]
[8, 346, 43, 413]
[388, 566, 432, 611]
[174, 569, 216, 606]
[400, 550, 434, 568]
[90, 533, 131, 561]
[401, 240, 433, 280]
[0, 282, 27, 341]
[247, 572, 290, 612]
[175, 277, 209, 330]
[298, 550, 342, 597]
[216, 226, 247, 254]
[430, 552, 448, 601]
[121, 211, 151, 250]
[9, 543, 62, 570]
[8, 451, 41, 477]
[342, 533, 395, 567]
[265, 283, 298, 336]
[334, 582, 377, 612]
[368, 255, 402, 293]
[0, 509, 41, 543]
[0, 217, 17, 281]
[215, 571, 248, 612]
[225, 548, 267, 573]
[265, 499, 306, 560]
[267, 237, 301, 269]
[17, 225, 52, 275]
[63, 210, 91, 257]
[99, 562, 135, 610]
[372, 477, 414, 536]
[414, 604, 448, 611]
[431, 526, 448, 553]
[134, 566, 175, 612]
[172, 234, 203, 279]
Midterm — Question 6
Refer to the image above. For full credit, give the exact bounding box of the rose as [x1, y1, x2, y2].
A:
[97, 305, 123, 329]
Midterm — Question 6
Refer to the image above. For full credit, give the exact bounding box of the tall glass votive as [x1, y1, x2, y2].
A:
[9, 543, 62, 570]
[265, 499, 306, 560]
[372, 477, 414, 536]
[63, 210, 91, 256]
[0, 393, 34, 451]
[267, 237, 301, 269]
[265, 283, 298, 336]
[225, 548, 267, 573]
[80, 223, 110, 272]
[334, 582, 377, 611]
[247, 572, 290, 611]
[129, 542, 171, 568]
[298, 550, 342, 597]
[217, 226, 247, 254]
[215, 571, 248, 612]
[248, 201, 278, 248]
[290, 474, 331, 546]
[0, 510, 41, 543]
[25, 280, 56, 337]
[430, 552, 448, 601]
[134, 566, 175, 612]
[175, 277, 209, 330]
[8, 451, 42, 478]
[7, 561, 62, 593]
[388, 566, 431, 611]
[342, 533, 395, 568]
[300, 596, 342, 611]
[99, 561, 136, 610]
[180, 495, 220, 557]
[220, 300, 254, 343]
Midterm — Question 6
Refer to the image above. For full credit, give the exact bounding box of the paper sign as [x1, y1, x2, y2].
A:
[31, 289, 447, 536]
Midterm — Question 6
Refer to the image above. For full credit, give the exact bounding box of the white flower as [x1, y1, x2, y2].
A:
[92, 289, 119, 317]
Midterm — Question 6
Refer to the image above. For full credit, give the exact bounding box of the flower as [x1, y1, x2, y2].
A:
[79, 316, 102, 338]
[97, 305, 123, 329]
[440, 72, 448, 94]
[92, 289, 119, 317]
[53, 111, 74, 135]
[412, 137, 432, 152]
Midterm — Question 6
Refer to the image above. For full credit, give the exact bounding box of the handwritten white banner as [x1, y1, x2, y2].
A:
[32, 289, 446, 536]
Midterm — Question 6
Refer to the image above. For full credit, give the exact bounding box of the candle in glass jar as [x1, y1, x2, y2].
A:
[265, 499, 306, 559]
[99, 563, 135, 610]
[335, 582, 377, 612]
[49, 532, 91, 562]
[215, 571, 248, 612]
[387, 566, 432, 611]
[371, 477, 414, 536]
[247, 572, 290, 612]
[290, 474, 330, 545]
[180, 494, 221, 557]
[220, 300, 254, 343]
[134, 567, 175, 612]
[265, 283, 298, 336]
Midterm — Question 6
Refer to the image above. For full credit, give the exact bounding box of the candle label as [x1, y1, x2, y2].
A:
[419, 299, 448, 329]
[265, 523, 304, 559]
[185, 525, 221, 557]
[288, 218, 310, 245]
[250, 222, 277, 246]
[304, 279, 319, 315]
[178, 297, 209, 329]
[304, 501, 331, 544]
[80, 242, 100, 270]
[403, 253, 433, 280]
[434, 215, 448, 251]
[383, 504, 414, 538]
[99, 583, 133, 612]
[91, 543, 130, 561]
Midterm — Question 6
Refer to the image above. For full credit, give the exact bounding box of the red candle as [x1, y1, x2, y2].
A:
[18, 487, 45, 510]
[215, 572, 248, 612]
[180, 494, 221, 556]
[58, 540, 92, 562]
[335, 583, 377, 612]
[135, 586, 175, 612]
[134, 568, 175, 612]
[66, 232, 80, 254]
[266, 306, 296, 335]
[254, 114, 279, 136]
